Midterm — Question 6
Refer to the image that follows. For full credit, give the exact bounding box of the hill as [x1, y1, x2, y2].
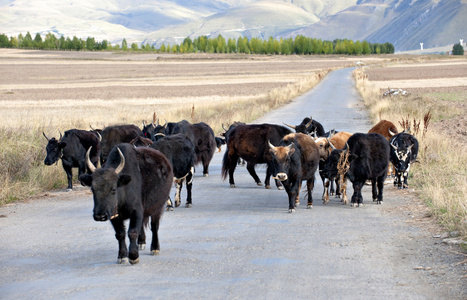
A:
[0, 0, 465, 51]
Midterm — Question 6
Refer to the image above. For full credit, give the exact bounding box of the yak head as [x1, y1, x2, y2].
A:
[322, 149, 343, 179]
[43, 132, 65, 165]
[391, 143, 414, 172]
[269, 140, 296, 182]
[80, 147, 131, 222]
[283, 117, 313, 134]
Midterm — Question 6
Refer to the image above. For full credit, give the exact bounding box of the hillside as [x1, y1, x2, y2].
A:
[0, 0, 465, 51]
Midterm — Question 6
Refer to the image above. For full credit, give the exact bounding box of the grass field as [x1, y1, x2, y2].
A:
[354, 56, 467, 238]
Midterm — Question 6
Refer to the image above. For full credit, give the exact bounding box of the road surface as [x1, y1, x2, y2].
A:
[1, 68, 465, 299]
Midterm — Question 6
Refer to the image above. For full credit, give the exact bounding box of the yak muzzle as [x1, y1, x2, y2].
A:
[93, 214, 108, 222]
[274, 173, 288, 181]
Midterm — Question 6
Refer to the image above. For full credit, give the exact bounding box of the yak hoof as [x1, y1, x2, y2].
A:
[66, 188, 73, 192]
[175, 201, 181, 208]
[186, 203, 192, 208]
[350, 203, 356, 207]
[118, 257, 128, 264]
[307, 204, 313, 209]
[358, 203, 364, 207]
[257, 182, 263, 186]
[166, 206, 174, 211]
[265, 185, 272, 189]
[230, 184, 236, 188]
[203, 173, 209, 177]
[129, 258, 139, 265]
[288, 208, 296, 213]
[139, 244, 146, 250]
[277, 186, 284, 190]
[151, 250, 160, 256]
[377, 201, 382, 205]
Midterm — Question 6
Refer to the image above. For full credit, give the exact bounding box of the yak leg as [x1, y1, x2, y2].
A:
[351, 181, 364, 207]
[185, 170, 193, 208]
[322, 179, 330, 204]
[174, 179, 183, 207]
[202, 154, 211, 177]
[62, 163, 73, 190]
[371, 178, 378, 202]
[111, 218, 128, 264]
[403, 164, 411, 189]
[246, 162, 262, 187]
[329, 178, 335, 196]
[284, 183, 299, 213]
[150, 214, 162, 256]
[127, 212, 143, 265]
[138, 223, 146, 251]
[228, 153, 239, 188]
[265, 164, 283, 190]
[166, 198, 174, 211]
[341, 179, 348, 205]
[306, 177, 315, 209]
[295, 181, 302, 206]
[376, 175, 385, 204]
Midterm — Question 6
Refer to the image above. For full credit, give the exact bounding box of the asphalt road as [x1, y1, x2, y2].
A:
[1, 68, 465, 299]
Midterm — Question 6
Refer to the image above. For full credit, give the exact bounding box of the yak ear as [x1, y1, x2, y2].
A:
[59, 142, 67, 149]
[79, 174, 93, 187]
[118, 174, 132, 187]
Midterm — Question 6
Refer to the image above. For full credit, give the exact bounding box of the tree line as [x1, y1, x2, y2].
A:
[0, 32, 395, 55]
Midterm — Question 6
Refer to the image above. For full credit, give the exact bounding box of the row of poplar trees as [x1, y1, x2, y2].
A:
[0, 32, 395, 55]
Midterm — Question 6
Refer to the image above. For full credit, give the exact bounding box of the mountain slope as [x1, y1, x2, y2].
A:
[0, 0, 464, 51]
[288, 0, 466, 51]
[143, 1, 323, 46]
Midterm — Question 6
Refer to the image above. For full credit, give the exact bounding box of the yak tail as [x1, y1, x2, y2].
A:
[221, 149, 230, 180]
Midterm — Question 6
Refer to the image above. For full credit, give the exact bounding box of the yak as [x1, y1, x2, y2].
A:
[80, 143, 173, 265]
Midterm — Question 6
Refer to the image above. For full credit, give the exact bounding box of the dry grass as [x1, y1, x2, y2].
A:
[354, 66, 467, 237]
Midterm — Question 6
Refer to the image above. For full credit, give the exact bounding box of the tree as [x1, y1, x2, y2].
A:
[121, 38, 128, 51]
[452, 43, 464, 55]
[131, 42, 138, 51]
[34, 33, 43, 49]
[0, 34, 10, 48]
[362, 41, 371, 55]
[86, 37, 95, 50]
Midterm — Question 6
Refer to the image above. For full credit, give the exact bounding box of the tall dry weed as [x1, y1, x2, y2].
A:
[354, 67, 467, 236]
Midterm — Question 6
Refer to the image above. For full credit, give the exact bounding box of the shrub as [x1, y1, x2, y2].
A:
[452, 43, 464, 55]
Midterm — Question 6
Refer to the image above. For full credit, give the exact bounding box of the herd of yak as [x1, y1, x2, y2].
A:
[42, 117, 419, 264]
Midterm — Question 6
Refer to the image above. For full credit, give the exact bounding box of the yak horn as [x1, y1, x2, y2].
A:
[114, 148, 125, 175]
[97, 132, 102, 142]
[404, 127, 410, 133]
[156, 118, 160, 126]
[153, 112, 156, 123]
[155, 133, 166, 138]
[42, 132, 50, 141]
[58, 131, 63, 141]
[305, 119, 313, 129]
[327, 138, 337, 150]
[142, 120, 146, 127]
[222, 123, 228, 132]
[268, 140, 276, 150]
[283, 123, 296, 129]
[85, 147, 97, 173]
[388, 128, 396, 136]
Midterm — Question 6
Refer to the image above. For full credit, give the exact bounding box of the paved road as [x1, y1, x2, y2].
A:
[1, 68, 465, 299]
